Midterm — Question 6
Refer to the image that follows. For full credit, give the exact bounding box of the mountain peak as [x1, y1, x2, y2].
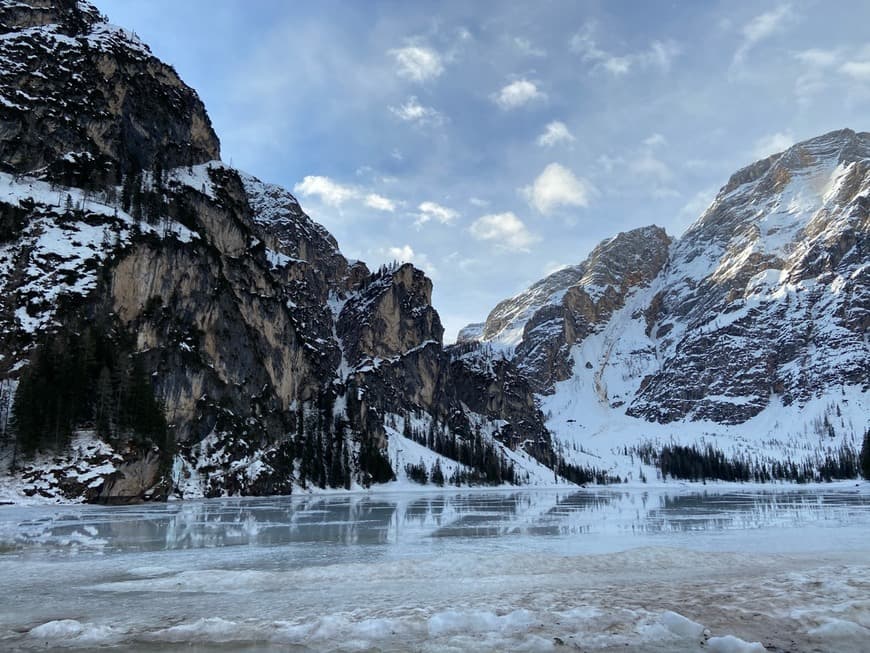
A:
[0, 0, 103, 35]
[721, 128, 870, 197]
[0, 0, 219, 178]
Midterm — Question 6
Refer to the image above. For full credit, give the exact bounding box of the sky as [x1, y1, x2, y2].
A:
[94, 0, 870, 341]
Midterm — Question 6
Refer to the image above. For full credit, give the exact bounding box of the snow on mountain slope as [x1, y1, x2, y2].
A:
[465, 129, 869, 482]
[633, 128, 869, 424]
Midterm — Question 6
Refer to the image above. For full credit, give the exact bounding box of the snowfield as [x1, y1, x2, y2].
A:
[1, 487, 868, 652]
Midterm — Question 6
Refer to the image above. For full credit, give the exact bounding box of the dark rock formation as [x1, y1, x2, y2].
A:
[0, 0, 555, 501]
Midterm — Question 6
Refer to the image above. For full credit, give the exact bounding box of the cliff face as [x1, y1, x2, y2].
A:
[465, 130, 869, 439]
[630, 129, 869, 423]
[473, 226, 671, 393]
[0, 0, 556, 502]
[0, 0, 219, 176]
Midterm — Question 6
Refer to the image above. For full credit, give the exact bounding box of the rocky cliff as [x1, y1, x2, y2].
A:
[0, 0, 557, 502]
[465, 130, 869, 482]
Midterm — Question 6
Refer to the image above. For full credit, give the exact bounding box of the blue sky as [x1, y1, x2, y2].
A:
[95, 1, 870, 340]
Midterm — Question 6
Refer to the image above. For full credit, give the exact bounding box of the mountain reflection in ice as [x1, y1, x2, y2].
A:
[2, 487, 870, 652]
[3, 487, 869, 558]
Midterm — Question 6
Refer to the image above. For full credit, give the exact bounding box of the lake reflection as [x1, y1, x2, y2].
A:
[3, 487, 869, 559]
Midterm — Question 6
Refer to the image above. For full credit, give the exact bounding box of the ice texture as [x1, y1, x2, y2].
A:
[0, 487, 868, 651]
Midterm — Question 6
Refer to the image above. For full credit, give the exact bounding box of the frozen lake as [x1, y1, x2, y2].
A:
[1, 486, 869, 651]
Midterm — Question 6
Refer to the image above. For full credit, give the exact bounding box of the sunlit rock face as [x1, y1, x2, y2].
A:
[469, 226, 671, 393]
[631, 129, 869, 423]
[466, 129, 869, 424]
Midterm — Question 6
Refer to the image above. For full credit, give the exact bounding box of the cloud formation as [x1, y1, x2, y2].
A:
[570, 24, 680, 76]
[386, 244, 437, 278]
[493, 79, 546, 109]
[469, 212, 539, 251]
[365, 193, 397, 212]
[389, 96, 443, 125]
[513, 36, 546, 57]
[389, 45, 444, 82]
[416, 201, 458, 225]
[792, 45, 870, 103]
[752, 131, 794, 159]
[524, 163, 592, 214]
[294, 176, 396, 213]
[293, 175, 356, 207]
[733, 4, 794, 66]
[537, 121, 575, 147]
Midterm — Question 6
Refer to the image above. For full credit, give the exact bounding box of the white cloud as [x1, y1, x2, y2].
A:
[753, 131, 794, 159]
[493, 79, 546, 109]
[794, 48, 839, 67]
[513, 36, 546, 57]
[293, 175, 357, 207]
[643, 133, 667, 148]
[570, 24, 680, 76]
[469, 212, 540, 251]
[294, 176, 397, 213]
[597, 154, 624, 174]
[469, 197, 490, 207]
[792, 46, 870, 103]
[640, 40, 681, 72]
[389, 45, 444, 82]
[416, 201, 458, 225]
[365, 193, 396, 212]
[524, 163, 592, 214]
[389, 96, 443, 125]
[630, 151, 673, 182]
[840, 60, 870, 80]
[733, 4, 794, 66]
[537, 121, 576, 147]
[385, 244, 437, 278]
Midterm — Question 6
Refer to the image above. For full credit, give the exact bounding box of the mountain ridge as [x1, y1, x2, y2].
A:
[0, 1, 867, 503]
[0, 0, 560, 503]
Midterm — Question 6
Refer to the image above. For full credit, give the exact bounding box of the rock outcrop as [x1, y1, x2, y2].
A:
[472, 226, 671, 393]
[466, 130, 869, 427]
[0, 0, 556, 502]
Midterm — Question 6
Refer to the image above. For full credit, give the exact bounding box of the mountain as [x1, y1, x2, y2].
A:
[0, 0, 558, 502]
[464, 129, 869, 482]
[0, 1, 866, 503]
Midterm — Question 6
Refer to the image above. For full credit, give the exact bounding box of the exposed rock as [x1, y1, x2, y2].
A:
[0, 0, 219, 178]
[470, 129, 869, 427]
[469, 226, 671, 392]
[0, 0, 554, 501]
[337, 263, 443, 367]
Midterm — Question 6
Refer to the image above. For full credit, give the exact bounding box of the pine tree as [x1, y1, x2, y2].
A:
[860, 429, 870, 480]
[430, 458, 444, 486]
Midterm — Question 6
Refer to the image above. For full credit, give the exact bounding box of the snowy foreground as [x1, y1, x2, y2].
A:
[1, 488, 869, 652]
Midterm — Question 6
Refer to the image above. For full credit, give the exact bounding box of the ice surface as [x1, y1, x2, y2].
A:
[1, 488, 868, 651]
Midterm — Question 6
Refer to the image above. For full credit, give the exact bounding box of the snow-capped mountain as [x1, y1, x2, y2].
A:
[0, 0, 557, 502]
[465, 129, 868, 480]
[0, 1, 866, 503]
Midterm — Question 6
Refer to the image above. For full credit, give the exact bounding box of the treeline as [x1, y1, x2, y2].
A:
[9, 322, 170, 463]
[631, 441, 863, 483]
[120, 163, 197, 231]
[862, 429, 870, 479]
[289, 392, 394, 490]
[556, 458, 622, 485]
[401, 415, 518, 485]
